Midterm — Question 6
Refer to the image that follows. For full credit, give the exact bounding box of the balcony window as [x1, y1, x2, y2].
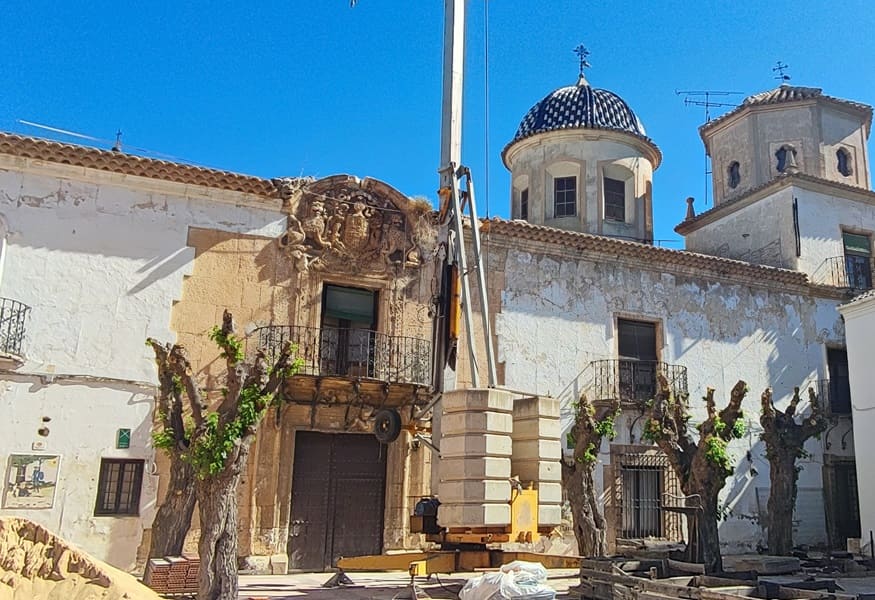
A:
[842, 232, 872, 291]
[618, 319, 657, 401]
[322, 285, 377, 378]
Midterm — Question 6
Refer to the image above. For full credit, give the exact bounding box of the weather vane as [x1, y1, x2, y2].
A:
[773, 61, 791, 83]
[574, 44, 591, 79]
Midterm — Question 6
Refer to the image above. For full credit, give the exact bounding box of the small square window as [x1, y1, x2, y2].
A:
[520, 189, 529, 220]
[553, 176, 576, 218]
[604, 177, 625, 221]
[94, 458, 144, 516]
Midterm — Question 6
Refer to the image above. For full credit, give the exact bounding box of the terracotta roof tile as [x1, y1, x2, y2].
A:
[485, 218, 809, 287]
[700, 85, 873, 137]
[840, 288, 875, 308]
[0, 133, 279, 198]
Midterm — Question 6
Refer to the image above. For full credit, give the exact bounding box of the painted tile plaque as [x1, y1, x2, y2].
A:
[3, 454, 61, 509]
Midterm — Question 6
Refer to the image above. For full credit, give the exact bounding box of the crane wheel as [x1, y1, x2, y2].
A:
[374, 408, 402, 444]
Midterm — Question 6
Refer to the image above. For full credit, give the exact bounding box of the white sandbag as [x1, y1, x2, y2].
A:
[458, 560, 556, 600]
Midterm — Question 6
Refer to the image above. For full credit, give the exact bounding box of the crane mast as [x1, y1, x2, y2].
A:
[436, 0, 497, 389]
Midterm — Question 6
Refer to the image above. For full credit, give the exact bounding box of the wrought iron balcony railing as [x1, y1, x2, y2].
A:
[591, 359, 688, 406]
[252, 325, 432, 387]
[812, 255, 874, 290]
[817, 378, 852, 417]
[0, 297, 30, 358]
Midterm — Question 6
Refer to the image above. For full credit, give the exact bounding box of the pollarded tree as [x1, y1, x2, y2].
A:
[147, 310, 301, 600]
[760, 386, 828, 555]
[145, 341, 197, 558]
[643, 375, 748, 573]
[561, 393, 620, 556]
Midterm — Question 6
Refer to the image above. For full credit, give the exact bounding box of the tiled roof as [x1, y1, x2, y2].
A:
[700, 85, 873, 137]
[503, 78, 661, 165]
[839, 288, 875, 308]
[675, 172, 875, 234]
[485, 218, 809, 287]
[0, 133, 278, 198]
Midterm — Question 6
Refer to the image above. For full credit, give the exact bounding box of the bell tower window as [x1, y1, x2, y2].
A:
[775, 145, 797, 173]
[520, 189, 529, 220]
[727, 161, 740, 189]
[837, 148, 853, 177]
[554, 176, 577, 218]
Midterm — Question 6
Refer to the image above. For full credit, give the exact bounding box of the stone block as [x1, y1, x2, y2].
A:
[513, 459, 562, 483]
[239, 555, 270, 574]
[512, 439, 562, 462]
[440, 457, 511, 481]
[512, 395, 560, 420]
[441, 411, 513, 435]
[437, 502, 511, 528]
[269, 553, 289, 575]
[439, 480, 511, 504]
[511, 417, 561, 441]
[538, 505, 562, 527]
[537, 482, 563, 504]
[441, 433, 512, 458]
[442, 388, 515, 414]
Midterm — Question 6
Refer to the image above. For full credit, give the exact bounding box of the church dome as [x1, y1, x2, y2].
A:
[511, 77, 647, 143]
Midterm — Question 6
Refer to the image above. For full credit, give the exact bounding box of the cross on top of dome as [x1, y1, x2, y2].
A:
[574, 44, 591, 84]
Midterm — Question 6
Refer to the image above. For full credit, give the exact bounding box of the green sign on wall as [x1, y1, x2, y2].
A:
[117, 428, 131, 449]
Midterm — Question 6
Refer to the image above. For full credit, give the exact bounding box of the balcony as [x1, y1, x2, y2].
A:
[0, 297, 30, 361]
[590, 359, 688, 407]
[252, 325, 432, 387]
[813, 255, 874, 291]
[817, 378, 852, 418]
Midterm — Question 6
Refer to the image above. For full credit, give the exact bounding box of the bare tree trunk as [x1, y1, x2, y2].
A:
[148, 456, 196, 558]
[766, 450, 798, 555]
[196, 465, 245, 600]
[562, 459, 607, 556]
[697, 487, 723, 574]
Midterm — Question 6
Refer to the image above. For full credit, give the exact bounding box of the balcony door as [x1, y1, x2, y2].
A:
[842, 232, 872, 290]
[617, 319, 657, 402]
[826, 348, 851, 415]
[321, 285, 377, 378]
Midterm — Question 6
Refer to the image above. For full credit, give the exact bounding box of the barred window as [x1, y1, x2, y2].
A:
[94, 459, 144, 516]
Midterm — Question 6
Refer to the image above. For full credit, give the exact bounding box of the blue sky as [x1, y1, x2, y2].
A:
[3, 2, 873, 245]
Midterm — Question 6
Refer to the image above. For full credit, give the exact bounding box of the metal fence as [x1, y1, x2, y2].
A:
[591, 360, 688, 406]
[252, 325, 432, 386]
[614, 452, 683, 541]
[0, 298, 30, 357]
[813, 255, 874, 290]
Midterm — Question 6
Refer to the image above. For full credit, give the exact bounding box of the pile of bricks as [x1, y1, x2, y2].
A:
[143, 556, 199, 596]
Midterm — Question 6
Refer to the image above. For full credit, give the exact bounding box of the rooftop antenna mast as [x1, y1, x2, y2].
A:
[676, 90, 743, 206]
[773, 61, 791, 83]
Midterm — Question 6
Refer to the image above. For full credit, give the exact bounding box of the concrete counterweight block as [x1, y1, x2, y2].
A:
[512, 439, 562, 465]
[437, 502, 512, 528]
[537, 482, 563, 505]
[512, 395, 560, 420]
[442, 388, 515, 414]
[439, 480, 511, 505]
[513, 458, 562, 483]
[512, 417, 561, 441]
[439, 456, 511, 481]
[441, 411, 514, 435]
[441, 433, 513, 458]
[538, 504, 562, 527]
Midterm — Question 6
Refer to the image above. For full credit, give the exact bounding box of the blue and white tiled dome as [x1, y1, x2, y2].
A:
[511, 77, 647, 142]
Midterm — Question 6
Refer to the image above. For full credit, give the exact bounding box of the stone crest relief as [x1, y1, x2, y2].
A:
[279, 181, 429, 274]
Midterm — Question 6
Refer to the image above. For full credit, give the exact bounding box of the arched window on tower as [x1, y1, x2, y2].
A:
[727, 161, 740, 189]
[775, 144, 797, 173]
[837, 148, 853, 177]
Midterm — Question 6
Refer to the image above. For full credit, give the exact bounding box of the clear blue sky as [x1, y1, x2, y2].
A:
[3, 1, 874, 245]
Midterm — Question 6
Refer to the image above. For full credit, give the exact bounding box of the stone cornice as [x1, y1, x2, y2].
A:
[675, 173, 875, 235]
[502, 127, 662, 171]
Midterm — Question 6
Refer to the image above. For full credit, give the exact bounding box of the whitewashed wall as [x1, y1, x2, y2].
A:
[494, 245, 846, 551]
[838, 296, 875, 550]
[0, 158, 285, 570]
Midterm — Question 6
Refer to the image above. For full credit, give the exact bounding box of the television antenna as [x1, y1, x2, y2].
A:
[676, 90, 744, 206]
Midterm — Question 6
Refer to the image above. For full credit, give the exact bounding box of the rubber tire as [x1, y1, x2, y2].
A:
[374, 408, 402, 444]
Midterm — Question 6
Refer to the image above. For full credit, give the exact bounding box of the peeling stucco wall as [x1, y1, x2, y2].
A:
[0, 158, 285, 571]
[487, 237, 848, 551]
